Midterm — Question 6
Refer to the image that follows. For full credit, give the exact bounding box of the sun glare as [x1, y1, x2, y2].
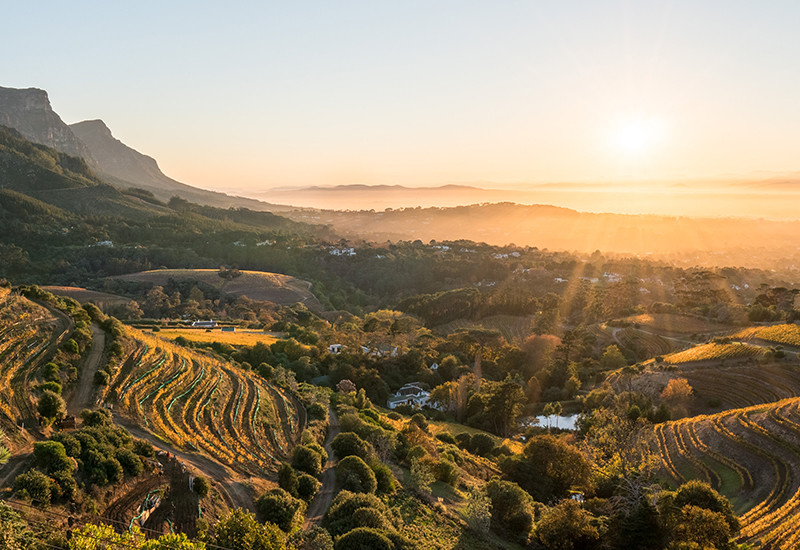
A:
[616, 121, 652, 154]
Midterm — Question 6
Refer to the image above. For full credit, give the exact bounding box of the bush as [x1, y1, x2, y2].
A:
[63, 339, 80, 355]
[410, 413, 428, 432]
[370, 462, 396, 495]
[194, 476, 210, 498]
[324, 491, 391, 537]
[455, 433, 472, 450]
[332, 432, 371, 461]
[297, 472, 321, 502]
[484, 478, 534, 541]
[387, 412, 401, 421]
[33, 441, 74, 474]
[334, 527, 393, 550]
[279, 463, 299, 497]
[469, 433, 495, 456]
[256, 488, 305, 533]
[287, 526, 334, 550]
[93, 370, 110, 386]
[337, 456, 377, 494]
[37, 390, 66, 423]
[435, 432, 457, 445]
[133, 439, 155, 457]
[49, 433, 81, 457]
[15, 470, 55, 505]
[292, 444, 327, 477]
[39, 381, 62, 395]
[115, 448, 144, 477]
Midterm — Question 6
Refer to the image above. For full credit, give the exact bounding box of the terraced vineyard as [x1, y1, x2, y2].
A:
[111, 330, 304, 476]
[664, 342, 764, 365]
[684, 365, 800, 410]
[656, 398, 800, 549]
[0, 289, 68, 432]
[623, 313, 732, 334]
[735, 324, 800, 347]
[435, 315, 534, 343]
[616, 326, 675, 358]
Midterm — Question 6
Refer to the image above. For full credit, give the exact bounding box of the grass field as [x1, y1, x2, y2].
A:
[41, 286, 131, 307]
[156, 328, 281, 347]
[109, 269, 322, 310]
[622, 313, 731, 334]
[734, 324, 800, 347]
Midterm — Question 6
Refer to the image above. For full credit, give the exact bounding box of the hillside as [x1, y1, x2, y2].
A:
[110, 269, 323, 311]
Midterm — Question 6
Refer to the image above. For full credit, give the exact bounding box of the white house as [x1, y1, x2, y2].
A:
[387, 382, 431, 410]
[192, 320, 217, 328]
[328, 344, 343, 354]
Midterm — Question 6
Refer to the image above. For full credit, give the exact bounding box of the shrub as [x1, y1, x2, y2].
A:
[334, 527, 393, 550]
[133, 439, 155, 457]
[63, 339, 80, 355]
[410, 413, 428, 432]
[194, 476, 210, 498]
[39, 381, 62, 395]
[485, 478, 534, 540]
[93, 370, 110, 386]
[37, 391, 66, 423]
[297, 472, 321, 502]
[435, 432, 457, 445]
[455, 433, 472, 450]
[337, 456, 377, 494]
[115, 448, 144, 477]
[287, 526, 334, 550]
[214, 508, 285, 550]
[292, 444, 326, 477]
[332, 432, 371, 461]
[15, 470, 55, 505]
[49, 433, 81, 457]
[33, 441, 74, 474]
[370, 462, 396, 495]
[279, 463, 299, 497]
[387, 412, 401, 421]
[469, 433, 495, 456]
[256, 488, 305, 533]
[324, 491, 389, 536]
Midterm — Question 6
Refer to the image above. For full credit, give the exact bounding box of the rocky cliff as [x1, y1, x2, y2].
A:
[0, 86, 96, 162]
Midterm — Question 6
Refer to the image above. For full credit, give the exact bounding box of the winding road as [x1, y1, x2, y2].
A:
[67, 324, 105, 417]
[303, 407, 339, 528]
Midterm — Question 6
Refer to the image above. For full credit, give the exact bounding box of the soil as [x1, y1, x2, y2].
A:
[303, 407, 339, 528]
[67, 324, 105, 417]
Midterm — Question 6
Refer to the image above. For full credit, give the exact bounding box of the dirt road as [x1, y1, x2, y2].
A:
[303, 407, 339, 528]
[67, 324, 105, 417]
[112, 413, 254, 512]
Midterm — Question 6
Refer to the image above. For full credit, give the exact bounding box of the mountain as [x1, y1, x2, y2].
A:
[0, 86, 96, 161]
[0, 85, 292, 212]
[69, 119, 293, 210]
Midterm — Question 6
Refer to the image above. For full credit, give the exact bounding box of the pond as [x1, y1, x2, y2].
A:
[524, 414, 580, 431]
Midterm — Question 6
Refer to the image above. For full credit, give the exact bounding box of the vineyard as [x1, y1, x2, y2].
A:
[622, 313, 731, 335]
[156, 328, 280, 347]
[684, 364, 800, 411]
[0, 290, 68, 437]
[656, 398, 800, 549]
[734, 324, 800, 348]
[110, 329, 304, 476]
[435, 315, 535, 344]
[615, 326, 675, 359]
[664, 342, 764, 365]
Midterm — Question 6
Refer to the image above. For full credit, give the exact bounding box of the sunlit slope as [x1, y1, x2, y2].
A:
[0, 288, 66, 434]
[656, 399, 800, 549]
[109, 328, 305, 475]
[735, 324, 800, 348]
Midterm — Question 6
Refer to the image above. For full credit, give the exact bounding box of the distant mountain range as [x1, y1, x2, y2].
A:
[0, 86, 291, 211]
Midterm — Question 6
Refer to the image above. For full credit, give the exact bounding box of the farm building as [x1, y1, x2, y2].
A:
[192, 320, 217, 328]
[387, 382, 437, 410]
[221, 327, 236, 332]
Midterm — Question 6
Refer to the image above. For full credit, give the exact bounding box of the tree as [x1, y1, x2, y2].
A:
[256, 489, 305, 533]
[536, 499, 603, 550]
[661, 378, 693, 419]
[69, 524, 144, 550]
[484, 478, 534, 541]
[292, 444, 327, 477]
[193, 476, 210, 498]
[331, 432, 371, 461]
[323, 491, 390, 537]
[0, 501, 34, 550]
[142, 533, 207, 549]
[333, 528, 393, 550]
[278, 463, 299, 497]
[464, 487, 492, 534]
[337, 456, 377, 494]
[337, 379, 356, 394]
[0, 429, 9, 466]
[600, 345, 628, 370]
[287, 526, 334, 550]
[37, 390, 66, 423]
[214, 508, 286, 550]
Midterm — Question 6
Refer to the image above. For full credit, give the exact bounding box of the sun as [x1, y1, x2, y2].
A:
[615, 121, 652, 154]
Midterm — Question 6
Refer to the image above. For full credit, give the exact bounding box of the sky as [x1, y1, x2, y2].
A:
[4, 1, 800, 191]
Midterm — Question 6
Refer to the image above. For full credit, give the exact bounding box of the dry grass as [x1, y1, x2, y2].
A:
[155, 328, 280, 347]
[41, 286, 131, 306]
[109, 269, 321, 309]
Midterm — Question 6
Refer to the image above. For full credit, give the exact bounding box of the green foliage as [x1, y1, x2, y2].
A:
[214, 508, 286, 550]
[324, 491, 390, 537]
[292, 444, 327, 477]
[37, 390, 66, 423]
[0, 501, 35, 549]
[193, 476, 210, 498]
[94, 370, 110, 385]
[537, 499, 603, 550]
[287, 526, 334, 550]
[279, 463, 300, 497]
[334, 528, 394, 550]
[331, 432, 371, 461]
[673, 480, 739, 533]
[484, 478, 534, 541]
[370, 461, 396, 495]
[297, 472, 321, 502]
[409, 457, 434, 497]
[14, 470, 56, 505]
[39, 381, 62, 395]
[133, 438, 156, 457]
[116, 448, 144, 476]
[33, 441, 74, 474]
[468, 433, 495, 457]
[63, 338, 80, 355]
[338, 455, 377, 494]
[463, 487, 492, 535]
[410, 413, 428, 432]
[256, 488, 305, 533]
[68, 524, 145, 550]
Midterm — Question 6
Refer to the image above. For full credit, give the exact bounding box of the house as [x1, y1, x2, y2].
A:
[328, 344, 343, 354]
[387, 382, 432, 410]
[192, 320, 217, 328]
[429, 362, 439, 371]
[58, 415, 77, 430]
[221, 327, 236, 332]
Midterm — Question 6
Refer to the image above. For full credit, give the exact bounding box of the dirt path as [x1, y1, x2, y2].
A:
[112, 413, 254, 512]
[303, 407, 339, 528]
[67, 324, 105, 417]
